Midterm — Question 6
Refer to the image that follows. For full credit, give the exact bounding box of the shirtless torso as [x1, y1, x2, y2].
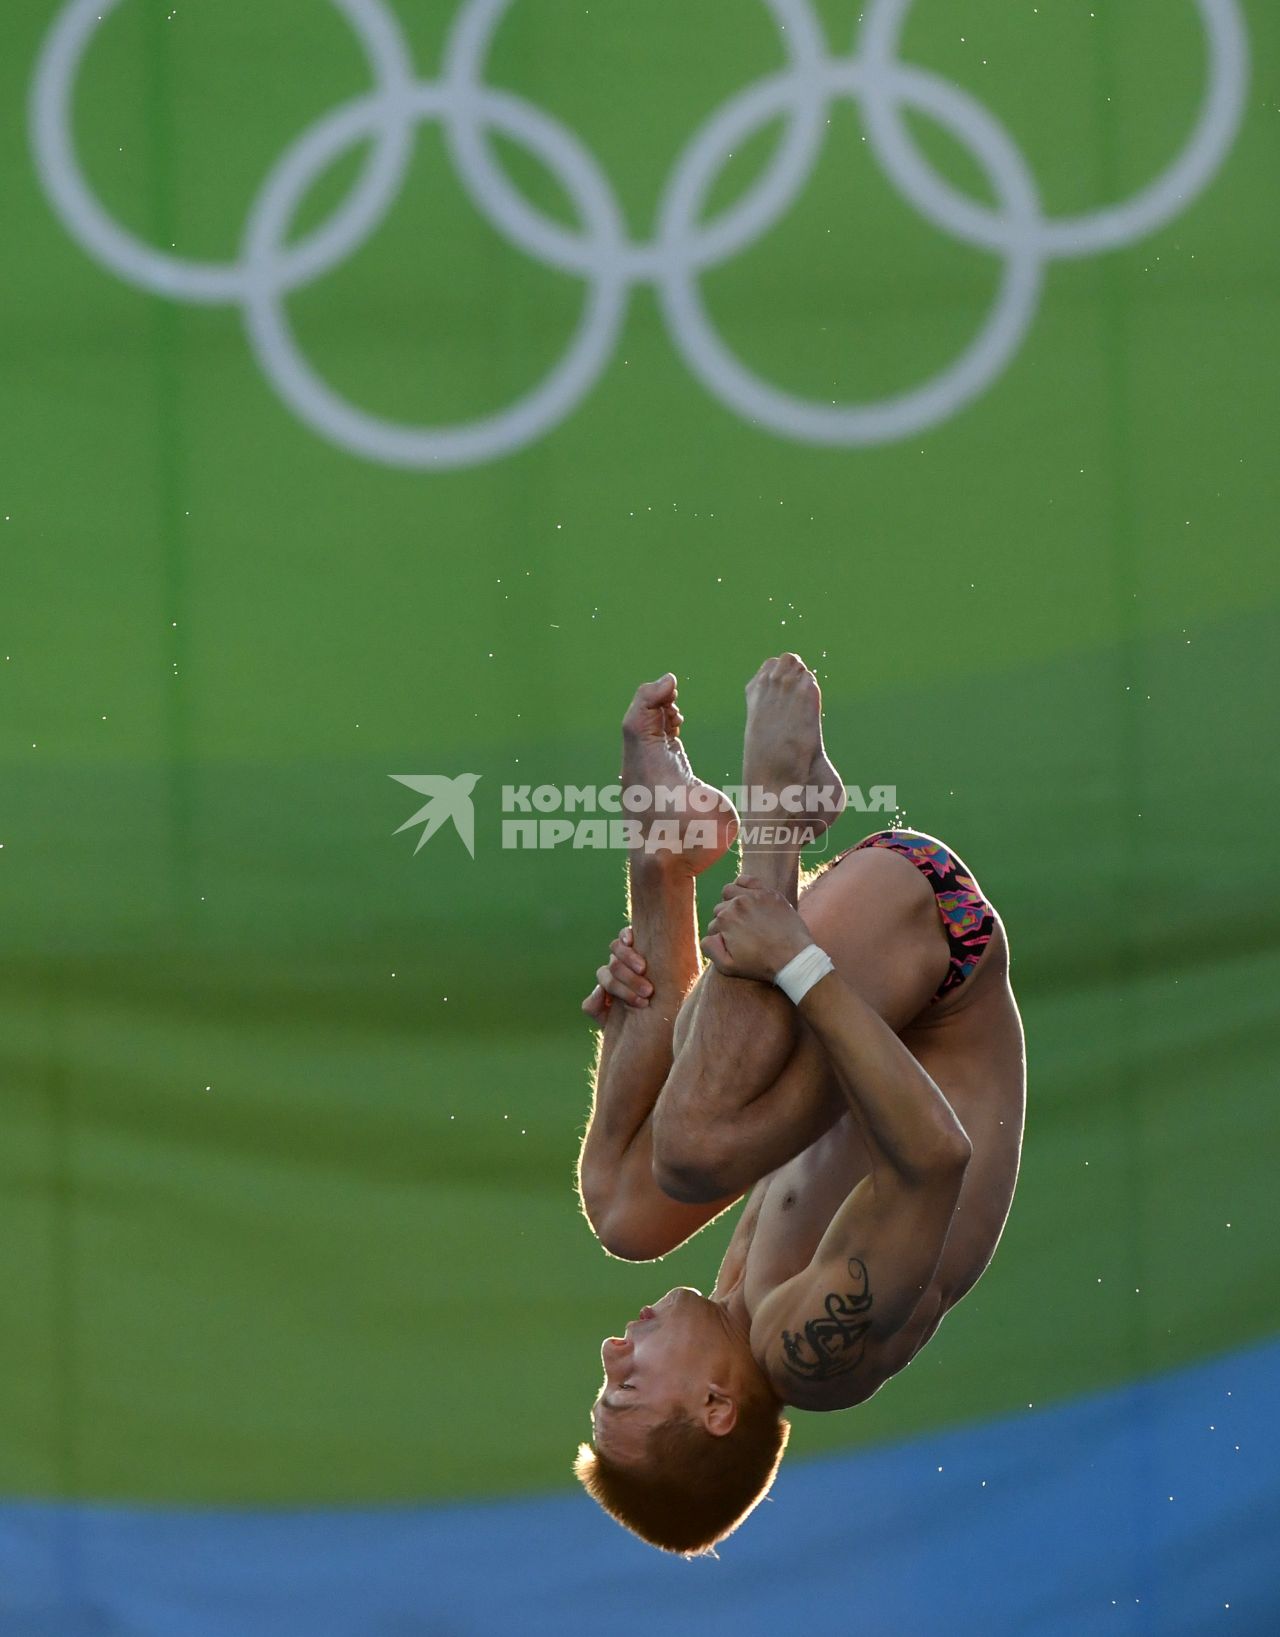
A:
[676, 873, 1025, 1409]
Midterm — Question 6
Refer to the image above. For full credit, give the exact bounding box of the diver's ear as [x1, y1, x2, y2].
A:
[703, 1387, 739, 1437]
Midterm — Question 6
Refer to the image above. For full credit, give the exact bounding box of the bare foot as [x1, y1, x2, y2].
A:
[741, 654, 845, 839]
[620, 674, 739, 875]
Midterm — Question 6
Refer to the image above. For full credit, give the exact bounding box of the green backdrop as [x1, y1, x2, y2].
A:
[2, 0, 1277, 1511]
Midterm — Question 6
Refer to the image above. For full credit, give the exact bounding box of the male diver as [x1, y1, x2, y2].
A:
[575, 656, 1025, 1555]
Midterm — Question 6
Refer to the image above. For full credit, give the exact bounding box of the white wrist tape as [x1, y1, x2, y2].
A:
[773, 943, 834, 1006]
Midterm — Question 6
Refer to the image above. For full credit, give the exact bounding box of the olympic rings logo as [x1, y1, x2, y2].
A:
[30, 0, 1248, 469]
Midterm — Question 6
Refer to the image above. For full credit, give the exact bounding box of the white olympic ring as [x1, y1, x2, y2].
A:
[29, 0, 1249, 468]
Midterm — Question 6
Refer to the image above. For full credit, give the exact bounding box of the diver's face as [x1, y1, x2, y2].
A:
[590, 1288, 725, 1460]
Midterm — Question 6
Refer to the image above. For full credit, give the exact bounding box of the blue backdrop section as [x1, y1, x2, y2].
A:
[5, 1337, 1275, 1637]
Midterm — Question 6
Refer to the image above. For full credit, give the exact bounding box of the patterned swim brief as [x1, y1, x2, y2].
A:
[822, 829, 995, 1004]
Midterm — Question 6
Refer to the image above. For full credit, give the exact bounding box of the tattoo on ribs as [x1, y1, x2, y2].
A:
[780, 1258, 873, 1381]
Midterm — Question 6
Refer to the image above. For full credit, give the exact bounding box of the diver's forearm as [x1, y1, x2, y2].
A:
[579, 856, 700, 1178]
[798, 969, 970, 1180]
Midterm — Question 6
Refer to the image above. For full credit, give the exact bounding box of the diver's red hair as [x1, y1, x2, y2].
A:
[574, 1393, 790, 1556]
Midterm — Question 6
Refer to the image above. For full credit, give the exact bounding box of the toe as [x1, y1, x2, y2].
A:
[624, 674, 677, 734]
[638, 673, 676, 702]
